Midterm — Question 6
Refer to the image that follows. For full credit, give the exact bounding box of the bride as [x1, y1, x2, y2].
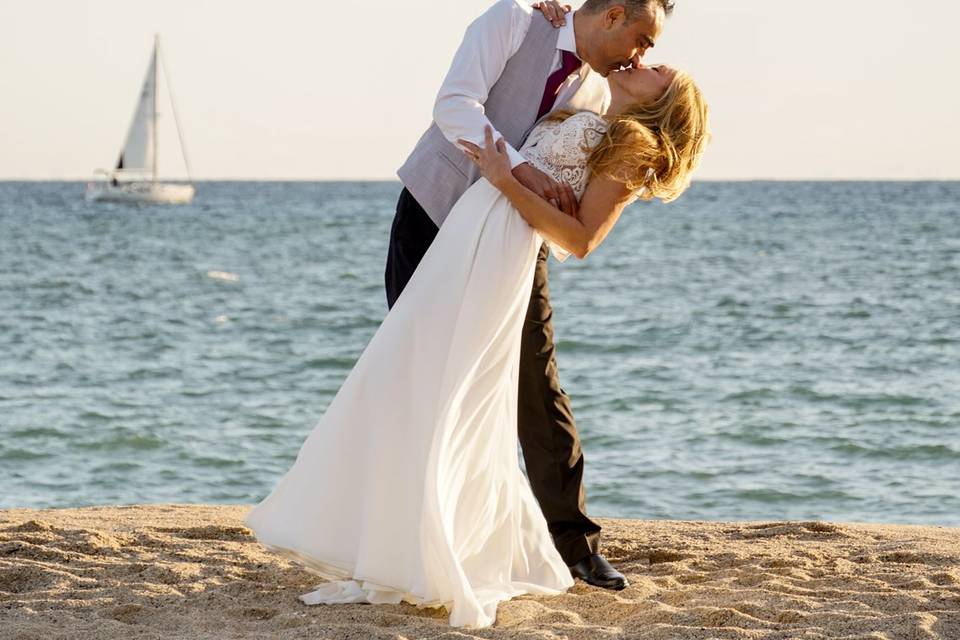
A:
[243, 62, 709, 629]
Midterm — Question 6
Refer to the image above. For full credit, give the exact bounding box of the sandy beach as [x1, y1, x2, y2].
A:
[1, 504, 958, 639]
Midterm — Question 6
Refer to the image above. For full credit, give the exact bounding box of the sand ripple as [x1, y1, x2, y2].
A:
[1, 505, 959, 639]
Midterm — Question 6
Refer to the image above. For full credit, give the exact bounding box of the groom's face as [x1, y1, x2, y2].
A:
[590, 3, 665, 77]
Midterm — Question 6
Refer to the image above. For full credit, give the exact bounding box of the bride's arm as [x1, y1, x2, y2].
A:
[460, 126, 635, 260]
[500, 174, 634, 259]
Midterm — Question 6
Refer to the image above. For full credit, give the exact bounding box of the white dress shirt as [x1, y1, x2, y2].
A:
[432, 0, 589, 169]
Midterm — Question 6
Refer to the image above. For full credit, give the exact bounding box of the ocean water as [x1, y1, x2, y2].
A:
[1, 181, 958, 526]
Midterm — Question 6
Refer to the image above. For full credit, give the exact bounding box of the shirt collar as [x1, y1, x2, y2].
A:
[556, 12, 578, 58]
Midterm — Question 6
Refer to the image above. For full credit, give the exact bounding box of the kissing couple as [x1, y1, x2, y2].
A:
[245, 0, 709, 629]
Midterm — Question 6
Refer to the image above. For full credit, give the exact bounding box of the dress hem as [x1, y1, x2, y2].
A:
[248, 535, 574, 628]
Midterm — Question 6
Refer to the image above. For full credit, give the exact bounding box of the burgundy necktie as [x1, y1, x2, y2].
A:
[536, 50, 583, 121]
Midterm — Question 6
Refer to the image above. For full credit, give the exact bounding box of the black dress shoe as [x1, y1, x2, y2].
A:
[568, 553, 628, 590]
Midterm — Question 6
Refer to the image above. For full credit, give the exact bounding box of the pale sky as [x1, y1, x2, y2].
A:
[1, 0, 958, 180]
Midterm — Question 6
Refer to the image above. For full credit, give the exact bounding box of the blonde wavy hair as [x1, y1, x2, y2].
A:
[545, 69, 710, 203]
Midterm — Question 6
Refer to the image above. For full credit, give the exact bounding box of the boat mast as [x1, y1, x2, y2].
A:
[152, 33, 159, 183]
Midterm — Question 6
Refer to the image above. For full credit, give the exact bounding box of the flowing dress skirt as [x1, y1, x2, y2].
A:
[243, 178, 575, 628]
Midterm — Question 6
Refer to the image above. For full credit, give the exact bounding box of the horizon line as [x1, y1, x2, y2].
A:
[3, 177, 960, 183]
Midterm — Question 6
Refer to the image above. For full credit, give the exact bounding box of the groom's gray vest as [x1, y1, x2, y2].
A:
[397, 14, 609, 229]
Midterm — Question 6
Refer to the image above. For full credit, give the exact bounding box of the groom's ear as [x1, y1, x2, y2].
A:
[602, 5, 628, 30]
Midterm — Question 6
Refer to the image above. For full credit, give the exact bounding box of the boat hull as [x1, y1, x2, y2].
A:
[85, 182, 195, 204]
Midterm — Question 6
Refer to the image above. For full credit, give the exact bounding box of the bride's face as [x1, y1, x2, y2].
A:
[607, 63, 677, 106]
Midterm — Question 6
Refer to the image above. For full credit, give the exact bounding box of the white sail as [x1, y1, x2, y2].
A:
[116, 47, 157, 173]
[87, 35, 195, 205]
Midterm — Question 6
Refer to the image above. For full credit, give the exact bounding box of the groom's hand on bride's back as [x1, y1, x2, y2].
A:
[512, 163, 579, 219]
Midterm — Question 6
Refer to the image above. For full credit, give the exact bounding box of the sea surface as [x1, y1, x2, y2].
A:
[1, 181, 958, 526]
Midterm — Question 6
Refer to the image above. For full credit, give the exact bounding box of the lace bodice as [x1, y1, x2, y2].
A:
[519, 111, 608, 262]
[520, 110, 608, 201]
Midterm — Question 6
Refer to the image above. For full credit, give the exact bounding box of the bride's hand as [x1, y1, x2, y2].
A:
[458, 126, 515, 191]
[532, 1, 572, 27]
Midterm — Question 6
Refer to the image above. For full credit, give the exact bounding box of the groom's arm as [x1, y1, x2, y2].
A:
[432, 0, 532, 170]
[433, 1, 578, 214]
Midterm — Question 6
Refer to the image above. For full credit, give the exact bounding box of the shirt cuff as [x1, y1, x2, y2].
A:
[548, 240, 572, 262]
[506, 145, 527, 170]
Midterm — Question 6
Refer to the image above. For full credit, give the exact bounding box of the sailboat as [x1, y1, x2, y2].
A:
[86, 34, 195, 204]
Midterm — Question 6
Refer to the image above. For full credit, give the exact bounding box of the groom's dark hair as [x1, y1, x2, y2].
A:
[581, 0, 675, 20]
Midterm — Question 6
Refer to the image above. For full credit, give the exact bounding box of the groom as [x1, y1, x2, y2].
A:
[385, 0, 672, 590]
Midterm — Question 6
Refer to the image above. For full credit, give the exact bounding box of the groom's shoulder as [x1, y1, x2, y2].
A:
[466, 0, 534, 40]
[479, 0, 534, 22]
[503, 0, 534, 14]
[492, 0, 533, 13]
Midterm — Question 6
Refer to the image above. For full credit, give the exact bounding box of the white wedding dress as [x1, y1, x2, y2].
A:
[243, 111, 615, 628]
